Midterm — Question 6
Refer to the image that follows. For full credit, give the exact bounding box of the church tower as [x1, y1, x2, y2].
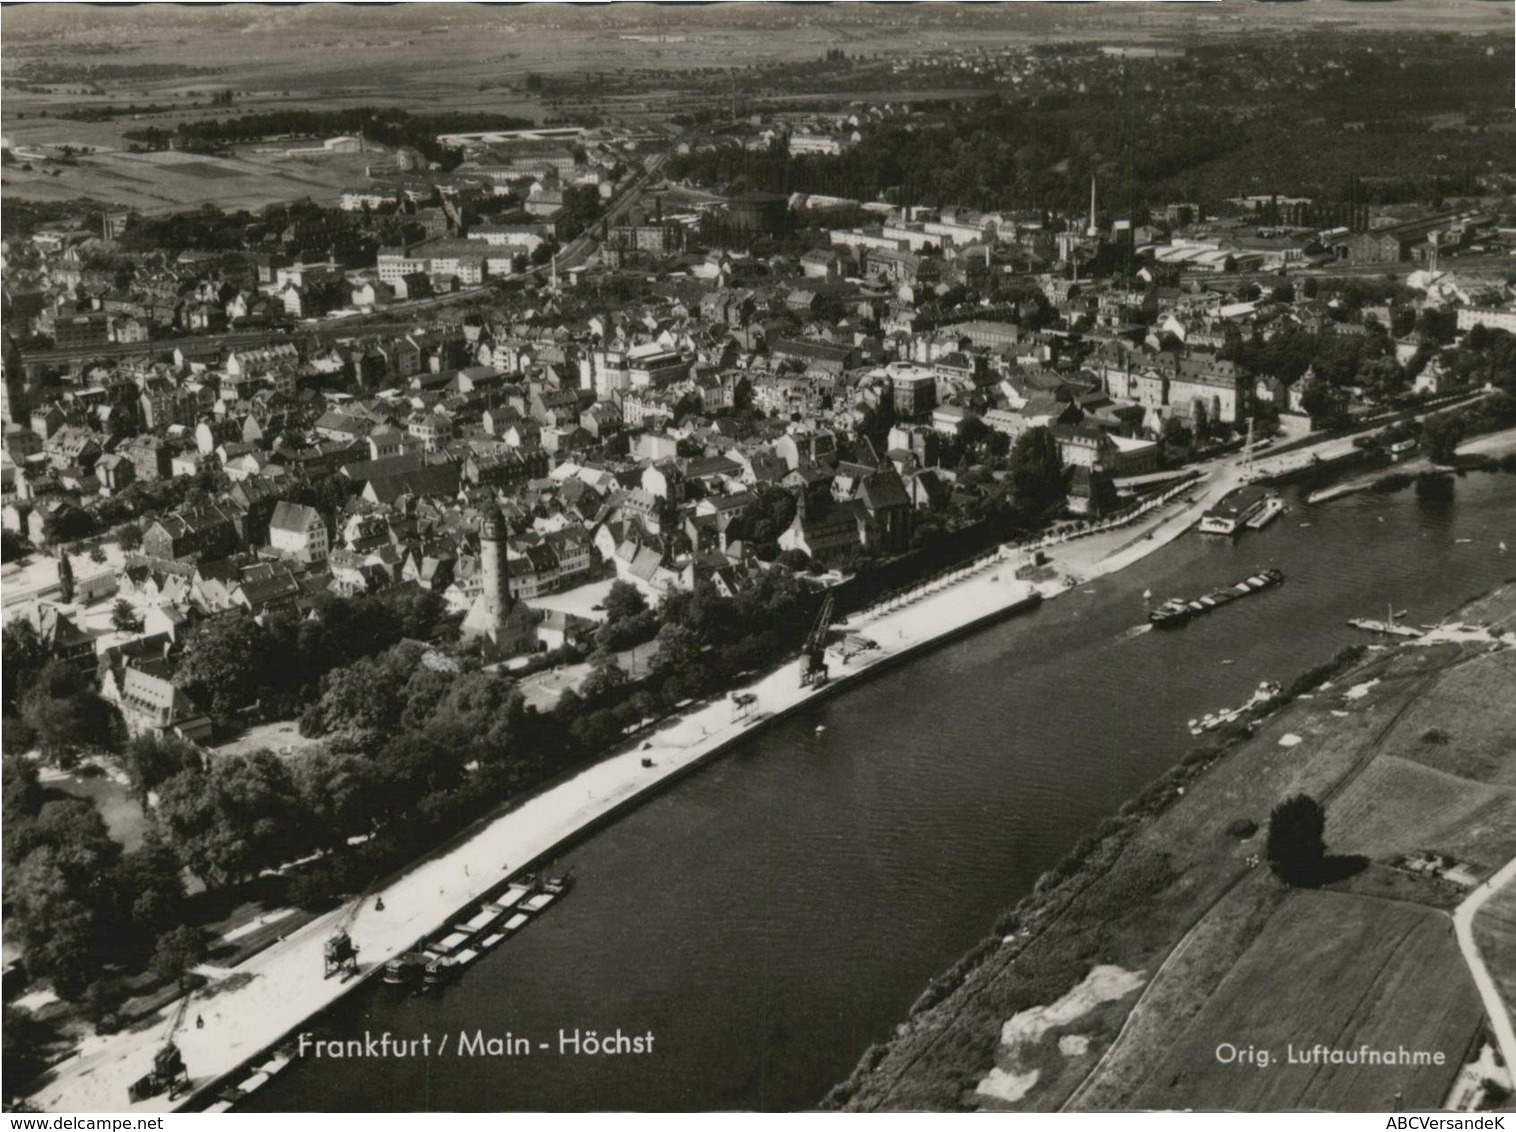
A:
[461, 503, 536, 654]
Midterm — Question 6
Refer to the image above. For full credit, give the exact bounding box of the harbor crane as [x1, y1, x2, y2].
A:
[127, 991, 193, 1103]
[323, 884, 373, 980]
[799, 593, 836, 690]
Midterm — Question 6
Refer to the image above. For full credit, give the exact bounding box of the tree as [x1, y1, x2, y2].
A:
[110, 599, 143, 634]
[19, 660, 122, 761]
[115, 834, 187, 937]
[116, 523, 143, 554]
[150, 925, 207, 989]
[1, 529, 28, 563]
[301, 644, 421, 739]
[603, 580, 648, 623]
[89, 545, 107, 565]
[155, 750, 309, 886]
[1266, 794, 1326, 885]
[1009, 426, 1065, 515]
[121, 733, 203, 800]
[580, 651, 630, 708]
[292, 747, 383, 850]
[2, 621, 48, 715]
[2, 756, 45, 833]
[57, 550, 75, 604]
[174, 615, 276, 717]
[1421, 413, 1465, 465]
[1191, 399, 1211, 441]
[1300, 381, 1350, 432]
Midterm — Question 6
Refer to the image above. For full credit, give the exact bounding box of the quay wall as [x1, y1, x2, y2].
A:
[179, 586, 1048, 1110]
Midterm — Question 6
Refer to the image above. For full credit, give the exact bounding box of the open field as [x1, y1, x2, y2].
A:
[4, 1, 1506, 188]
[839, 585, 1516, 1112]
[1376, 650, 1516, 789]
[1131, 890, 1480, 1110]
[1, 146, 363, 213]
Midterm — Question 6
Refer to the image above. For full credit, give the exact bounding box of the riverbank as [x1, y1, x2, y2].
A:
[28, 540, 1076, 1112]
[1306, 425, 1516, 505]
[20, 421, 1408, 1112]
[834, 582, 1516, 1113]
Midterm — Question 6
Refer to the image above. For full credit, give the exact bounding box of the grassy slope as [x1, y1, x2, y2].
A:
[1472, 881, 1516, 1026]
[838, 604, 1516, 1112]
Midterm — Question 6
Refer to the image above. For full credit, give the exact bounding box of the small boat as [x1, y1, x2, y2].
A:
[1347, 618, 1423, 639]
[1457, 538, 1472, 544]
[815, 725, 826, 734]
[383, 953, 427, 984]
[541, 874, 574, 896]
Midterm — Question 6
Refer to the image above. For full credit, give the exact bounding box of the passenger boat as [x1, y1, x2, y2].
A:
[1199, 486, 1272, 536]
[1245, 495, 1286, 530]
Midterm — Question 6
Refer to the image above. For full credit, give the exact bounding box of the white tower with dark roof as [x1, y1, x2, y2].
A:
[461, 503, 537, 654]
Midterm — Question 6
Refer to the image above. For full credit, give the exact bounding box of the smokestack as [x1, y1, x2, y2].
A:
[1087, 175, 1099, 239]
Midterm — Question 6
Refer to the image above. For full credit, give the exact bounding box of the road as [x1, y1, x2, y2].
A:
[537, 147, 677, 280]
[1452, 854, 1516, 1081]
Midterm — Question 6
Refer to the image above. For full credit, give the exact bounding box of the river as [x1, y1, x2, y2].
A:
[248, 471, 1516, 1112]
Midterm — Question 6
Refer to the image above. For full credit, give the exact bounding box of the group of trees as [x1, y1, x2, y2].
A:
[3, 757, 188, 1005]
[2, 622, 122, 763]
[135, 107, 532, 168]
[1008, 426, 1067, 517]
[594, 581, 659, 652]
[172, 585, 453, 724]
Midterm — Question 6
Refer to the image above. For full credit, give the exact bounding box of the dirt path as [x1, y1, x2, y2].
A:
[1453, 854, 1516, 1076]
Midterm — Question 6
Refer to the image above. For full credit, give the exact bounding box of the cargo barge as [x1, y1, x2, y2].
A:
[1148, 568, 1285, 629]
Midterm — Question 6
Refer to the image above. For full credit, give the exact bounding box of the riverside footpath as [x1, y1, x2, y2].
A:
[31, 563, 1064, 1113]
[32, 430, 1352, 1113]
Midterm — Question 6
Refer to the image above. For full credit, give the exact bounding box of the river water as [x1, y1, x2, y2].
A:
[249, 473, 1515, 1112]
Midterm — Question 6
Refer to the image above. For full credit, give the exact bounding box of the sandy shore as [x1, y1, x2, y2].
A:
[25, 444, 1284, 1113]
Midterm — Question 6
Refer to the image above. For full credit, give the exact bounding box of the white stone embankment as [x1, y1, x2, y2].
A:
[28, 443, 1271, 1114]
[28, 554, 1064, 1113]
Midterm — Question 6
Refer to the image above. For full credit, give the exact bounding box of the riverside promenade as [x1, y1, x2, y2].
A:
[32, 430, 1341, 1113]
[30, 560, 1058, 1113]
